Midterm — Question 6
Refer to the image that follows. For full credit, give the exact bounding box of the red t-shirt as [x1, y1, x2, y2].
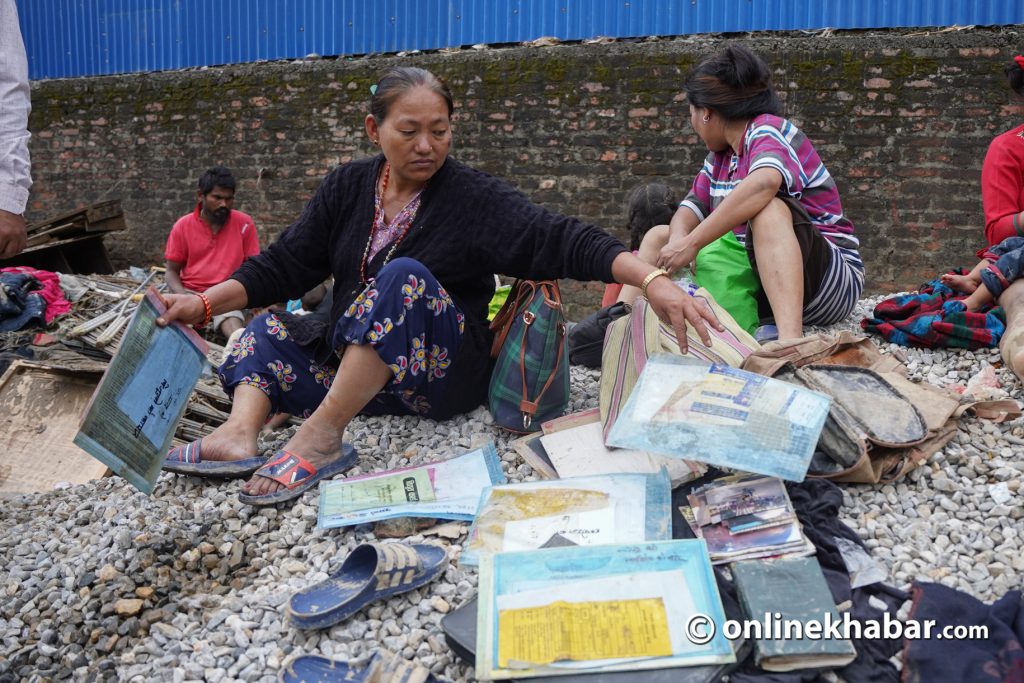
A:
[982, 122, 1024, 245]
[165, 205, 260, 292]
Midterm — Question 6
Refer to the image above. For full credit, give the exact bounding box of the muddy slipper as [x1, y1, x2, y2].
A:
[279, 649, 442, 682]
[238, 443, 358, 507]
[287, 542, 448, 630]
[162, 439, 267, 478]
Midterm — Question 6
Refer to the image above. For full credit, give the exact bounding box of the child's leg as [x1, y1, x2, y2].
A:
[977, 246, 1024, 306]
[940, 259, 990, 293]
[959, 281, 996, 312]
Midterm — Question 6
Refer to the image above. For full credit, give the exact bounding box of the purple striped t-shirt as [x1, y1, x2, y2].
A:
[680, 114, 861, 266]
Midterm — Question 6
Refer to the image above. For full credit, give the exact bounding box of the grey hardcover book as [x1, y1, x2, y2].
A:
[731, 556, 857, 672]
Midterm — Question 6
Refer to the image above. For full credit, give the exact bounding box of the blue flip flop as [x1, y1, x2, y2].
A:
[162, 439, 267, 478]
[288, 542, 449, 630]
[278, 651, 442, 683]
[237, 443, 358, 507]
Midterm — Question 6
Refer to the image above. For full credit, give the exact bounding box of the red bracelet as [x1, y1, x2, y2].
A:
[195, 292, 212, 327]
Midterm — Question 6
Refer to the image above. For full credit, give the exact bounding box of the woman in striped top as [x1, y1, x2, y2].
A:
[654, 44, 864, 341]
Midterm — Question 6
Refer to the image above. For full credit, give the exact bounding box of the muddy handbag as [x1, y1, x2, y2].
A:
[740, 332, 1021, 484]
[488, 280, 569, 433]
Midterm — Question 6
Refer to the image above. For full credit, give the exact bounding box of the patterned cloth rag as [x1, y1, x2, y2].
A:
[860, 272, 1006, 350]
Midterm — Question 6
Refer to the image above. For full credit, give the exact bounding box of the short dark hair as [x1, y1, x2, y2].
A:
[683, 44, 782, 121]
[1004, 56, 1024, 97]
[370, 67, 454, 123]
[197, 167, 236, 195]
[626, 182, 676, 251]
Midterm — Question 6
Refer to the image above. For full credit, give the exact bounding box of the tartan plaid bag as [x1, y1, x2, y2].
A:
[487, 279, 569, 433]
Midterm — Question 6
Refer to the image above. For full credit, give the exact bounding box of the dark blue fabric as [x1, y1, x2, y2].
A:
[0, 272, 46, 332]
[980, 237, 1024, 301]
[902, 583, 1024, 683]
[218, 258, 465, 420]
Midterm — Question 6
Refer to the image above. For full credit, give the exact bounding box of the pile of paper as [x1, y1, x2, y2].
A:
[461, 469, 672, 566]
[511, 408, 704, 487]
[680, 473, 814, 564]
[316, 444, 506, 529]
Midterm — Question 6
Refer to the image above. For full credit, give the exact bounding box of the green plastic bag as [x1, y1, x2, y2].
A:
[693, 231, 761, 334]
[487, 285, 511, 321]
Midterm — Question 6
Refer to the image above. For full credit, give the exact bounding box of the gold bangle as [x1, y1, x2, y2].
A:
[640, 268, 670, 300]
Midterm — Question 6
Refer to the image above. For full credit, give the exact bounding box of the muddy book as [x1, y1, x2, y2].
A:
[476, 539, 734, 679]
[606, 355, 831, 481]
[731, 556, 857, 672]
[74, 289, 207, 495]
[317, 443, 506, 528]
[461, 469, 672, 566]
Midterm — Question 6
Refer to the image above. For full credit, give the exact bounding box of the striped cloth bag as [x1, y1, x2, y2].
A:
[599, 288, 759, 441]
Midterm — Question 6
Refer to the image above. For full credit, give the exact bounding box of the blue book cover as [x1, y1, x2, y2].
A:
[606, 355, 831, 482]
[476, 539, 735, 679]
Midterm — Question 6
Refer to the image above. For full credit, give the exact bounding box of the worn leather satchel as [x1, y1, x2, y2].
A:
[741, 332, 1021, 484]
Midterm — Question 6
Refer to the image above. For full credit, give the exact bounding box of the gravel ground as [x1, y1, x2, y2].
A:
[2, 295, 1022, 682]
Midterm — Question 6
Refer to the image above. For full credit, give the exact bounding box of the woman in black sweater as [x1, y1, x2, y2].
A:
[158, 66, 720, 506]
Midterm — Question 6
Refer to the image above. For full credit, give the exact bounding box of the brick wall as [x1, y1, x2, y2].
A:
[26, 27, 1024, 318]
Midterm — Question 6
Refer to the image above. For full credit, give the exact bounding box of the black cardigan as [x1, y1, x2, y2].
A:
[232, 155, 627, 417]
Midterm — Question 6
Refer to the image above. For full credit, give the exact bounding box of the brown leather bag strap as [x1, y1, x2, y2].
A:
[490, 280, 535, 359]
[514, 281, 566, 430]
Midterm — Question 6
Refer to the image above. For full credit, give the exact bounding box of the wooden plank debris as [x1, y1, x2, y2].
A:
[2, 200, 127, 274]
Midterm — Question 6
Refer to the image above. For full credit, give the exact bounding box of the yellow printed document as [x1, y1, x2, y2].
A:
[498, 598, 672, 667]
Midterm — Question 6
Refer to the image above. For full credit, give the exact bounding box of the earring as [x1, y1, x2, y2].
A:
[702, 115, 710, 123]
[372, 138, 379, 146]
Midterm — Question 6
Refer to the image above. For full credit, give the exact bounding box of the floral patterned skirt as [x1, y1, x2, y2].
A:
[217, 257, 466, 419]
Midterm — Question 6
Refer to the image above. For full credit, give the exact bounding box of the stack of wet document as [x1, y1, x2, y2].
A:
[680, 473, 814, 564]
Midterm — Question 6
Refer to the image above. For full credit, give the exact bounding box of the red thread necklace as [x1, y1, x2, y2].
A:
[359, 162, 420, 284]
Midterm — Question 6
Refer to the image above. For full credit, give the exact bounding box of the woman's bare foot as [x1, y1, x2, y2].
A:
[187, 421, 260, 462]
[261, 412, 293, 433]
[940, 272, 979, 294]
[240, 422, 344, 498]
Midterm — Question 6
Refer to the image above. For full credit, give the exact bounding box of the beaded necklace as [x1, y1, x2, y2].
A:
[359, 163, 422, 284]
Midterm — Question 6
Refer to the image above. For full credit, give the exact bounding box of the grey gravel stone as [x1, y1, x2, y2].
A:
[1, 297, 1020, 682]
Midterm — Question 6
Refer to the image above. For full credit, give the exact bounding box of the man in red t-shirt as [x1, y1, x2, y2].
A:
[165, 167, 260, 338]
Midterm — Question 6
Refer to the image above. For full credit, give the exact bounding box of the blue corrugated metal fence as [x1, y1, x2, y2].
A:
[17, 0, 1024, 79]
